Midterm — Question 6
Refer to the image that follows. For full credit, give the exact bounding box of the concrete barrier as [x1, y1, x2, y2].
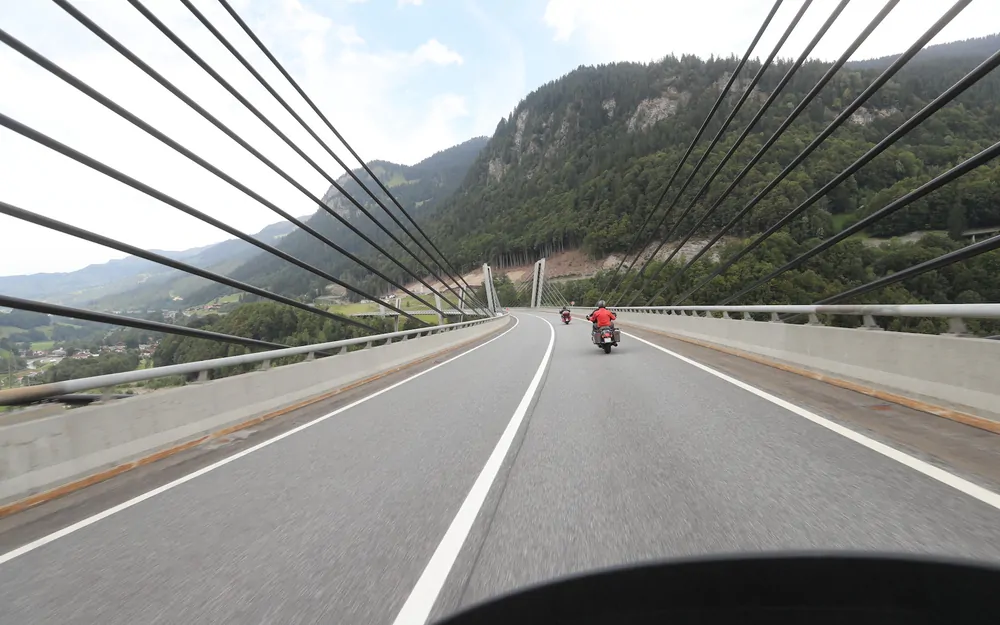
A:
[0, 317, 510, 508]
[607, 311, 1000, 424]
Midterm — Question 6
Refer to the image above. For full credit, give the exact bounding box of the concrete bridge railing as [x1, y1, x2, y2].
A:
[541, 304, 1000, 429]
[0, 314, 510, 512]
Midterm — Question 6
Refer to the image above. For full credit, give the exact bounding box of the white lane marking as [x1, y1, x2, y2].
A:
[623, 331, 1000, 511]
[0, 317, 523, 567]
[392, 314, 556, 625]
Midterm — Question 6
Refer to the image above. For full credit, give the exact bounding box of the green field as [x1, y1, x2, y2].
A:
[328, 295, 462, 315]
[30, 341, 54, 351]
[210, 293, 241, 305]
[0, 323, 78, 340]
[390, 294, 462, 310]
[328, 301, 380, 315]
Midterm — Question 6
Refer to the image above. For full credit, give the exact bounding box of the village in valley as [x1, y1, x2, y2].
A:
[0, 304, 171, 393]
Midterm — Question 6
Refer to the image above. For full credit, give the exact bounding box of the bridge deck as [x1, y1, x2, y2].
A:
[0, 312, 997, 624]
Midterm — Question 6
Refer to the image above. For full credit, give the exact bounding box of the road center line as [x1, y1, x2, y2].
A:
[391, 314, 556, 625]
[624, 330, 1000, 512]
[0, 316, 522, 567]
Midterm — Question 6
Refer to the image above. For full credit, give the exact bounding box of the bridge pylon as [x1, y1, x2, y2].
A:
[530, 258, 546, 308]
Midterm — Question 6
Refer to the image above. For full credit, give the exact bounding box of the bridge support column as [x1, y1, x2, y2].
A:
[435, 293, 443, 325]
[530, 258, 546, 308]
[482, 263, 496, 314]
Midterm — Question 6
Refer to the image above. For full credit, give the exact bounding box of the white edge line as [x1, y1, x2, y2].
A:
[391, 314, 556, 625]
[0, 316, 523, 567]
[622, 330, 1000, 511]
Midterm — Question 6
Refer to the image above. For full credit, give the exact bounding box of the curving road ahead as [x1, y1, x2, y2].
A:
[1, 312, 999, 624]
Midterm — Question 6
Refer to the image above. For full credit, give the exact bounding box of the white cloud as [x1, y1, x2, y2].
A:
[542, 0, 577, 42]
[0, 0, 470, 276]
[542, 0, 1000, 64]
[412, 39, 463, 65]
[399, 0, 425, 6]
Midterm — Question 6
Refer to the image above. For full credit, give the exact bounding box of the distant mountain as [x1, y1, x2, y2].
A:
[0, 218, 303, 310]
[187, 136, 489, 304]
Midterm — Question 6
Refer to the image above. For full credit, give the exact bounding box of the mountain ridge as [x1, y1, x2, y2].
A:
[0, 218, 305, 309]
[185, 136, 490, 305]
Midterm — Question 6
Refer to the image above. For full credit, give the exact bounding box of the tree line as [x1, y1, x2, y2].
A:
[153, 302, 395, 379]
[542, 231, 1000, 336]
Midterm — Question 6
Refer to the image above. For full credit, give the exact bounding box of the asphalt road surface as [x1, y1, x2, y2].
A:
[1, 312, 998, 624]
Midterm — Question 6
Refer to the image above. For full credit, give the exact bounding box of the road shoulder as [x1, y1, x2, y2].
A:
[621, 323, 1000, 495]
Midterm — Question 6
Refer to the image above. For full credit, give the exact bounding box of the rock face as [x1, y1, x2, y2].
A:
[627, 88, 691, 133]
[848, 106, 902, 126]
[484, 78, 695, 185]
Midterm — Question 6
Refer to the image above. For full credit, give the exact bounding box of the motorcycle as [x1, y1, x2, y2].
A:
[561, 310, 572, 324]
[591, 324, 620, 354]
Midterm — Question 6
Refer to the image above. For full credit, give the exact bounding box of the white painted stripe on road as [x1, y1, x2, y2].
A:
[624, 331, 1000, 512]
[0, 317, 523, 567]
[392, 314, 556, 625]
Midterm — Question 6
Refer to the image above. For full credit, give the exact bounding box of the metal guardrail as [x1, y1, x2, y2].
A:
[350, 309, 476, 318]
[604, 304, 1000, 335]
[606, 304, 1000, 317]
[542, 304, 1000, 335]
[0, 314, 505, 406]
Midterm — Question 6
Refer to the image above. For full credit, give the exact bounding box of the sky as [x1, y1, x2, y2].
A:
[0, 0, 997, 277]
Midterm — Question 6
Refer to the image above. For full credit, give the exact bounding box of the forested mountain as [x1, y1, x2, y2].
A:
[427, 37, 1000, 269]
[188, 136, 489, 304]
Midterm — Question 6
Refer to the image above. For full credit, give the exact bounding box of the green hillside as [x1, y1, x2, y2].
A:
[188, 136, 489, 304]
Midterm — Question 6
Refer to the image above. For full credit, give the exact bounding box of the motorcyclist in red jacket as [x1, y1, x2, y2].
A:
[587, 300, 616, 331]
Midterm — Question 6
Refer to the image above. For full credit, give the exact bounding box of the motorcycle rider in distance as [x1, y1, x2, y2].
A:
[559, 305, 571, 324]
[587, 300, 616, 332]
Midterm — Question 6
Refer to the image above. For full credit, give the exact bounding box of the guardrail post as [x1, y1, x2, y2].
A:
[860, 314, 883, 330]
[807, 313, 821, 325]
[770, 312, 782, 322]
[260, 359, 271, 371]
[946, 317, 969, 336]
[742, 312, 752, 321]
[305, 352, 315, 361]
[197, 370, 209, 383]
[483, 263, 496, 313]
